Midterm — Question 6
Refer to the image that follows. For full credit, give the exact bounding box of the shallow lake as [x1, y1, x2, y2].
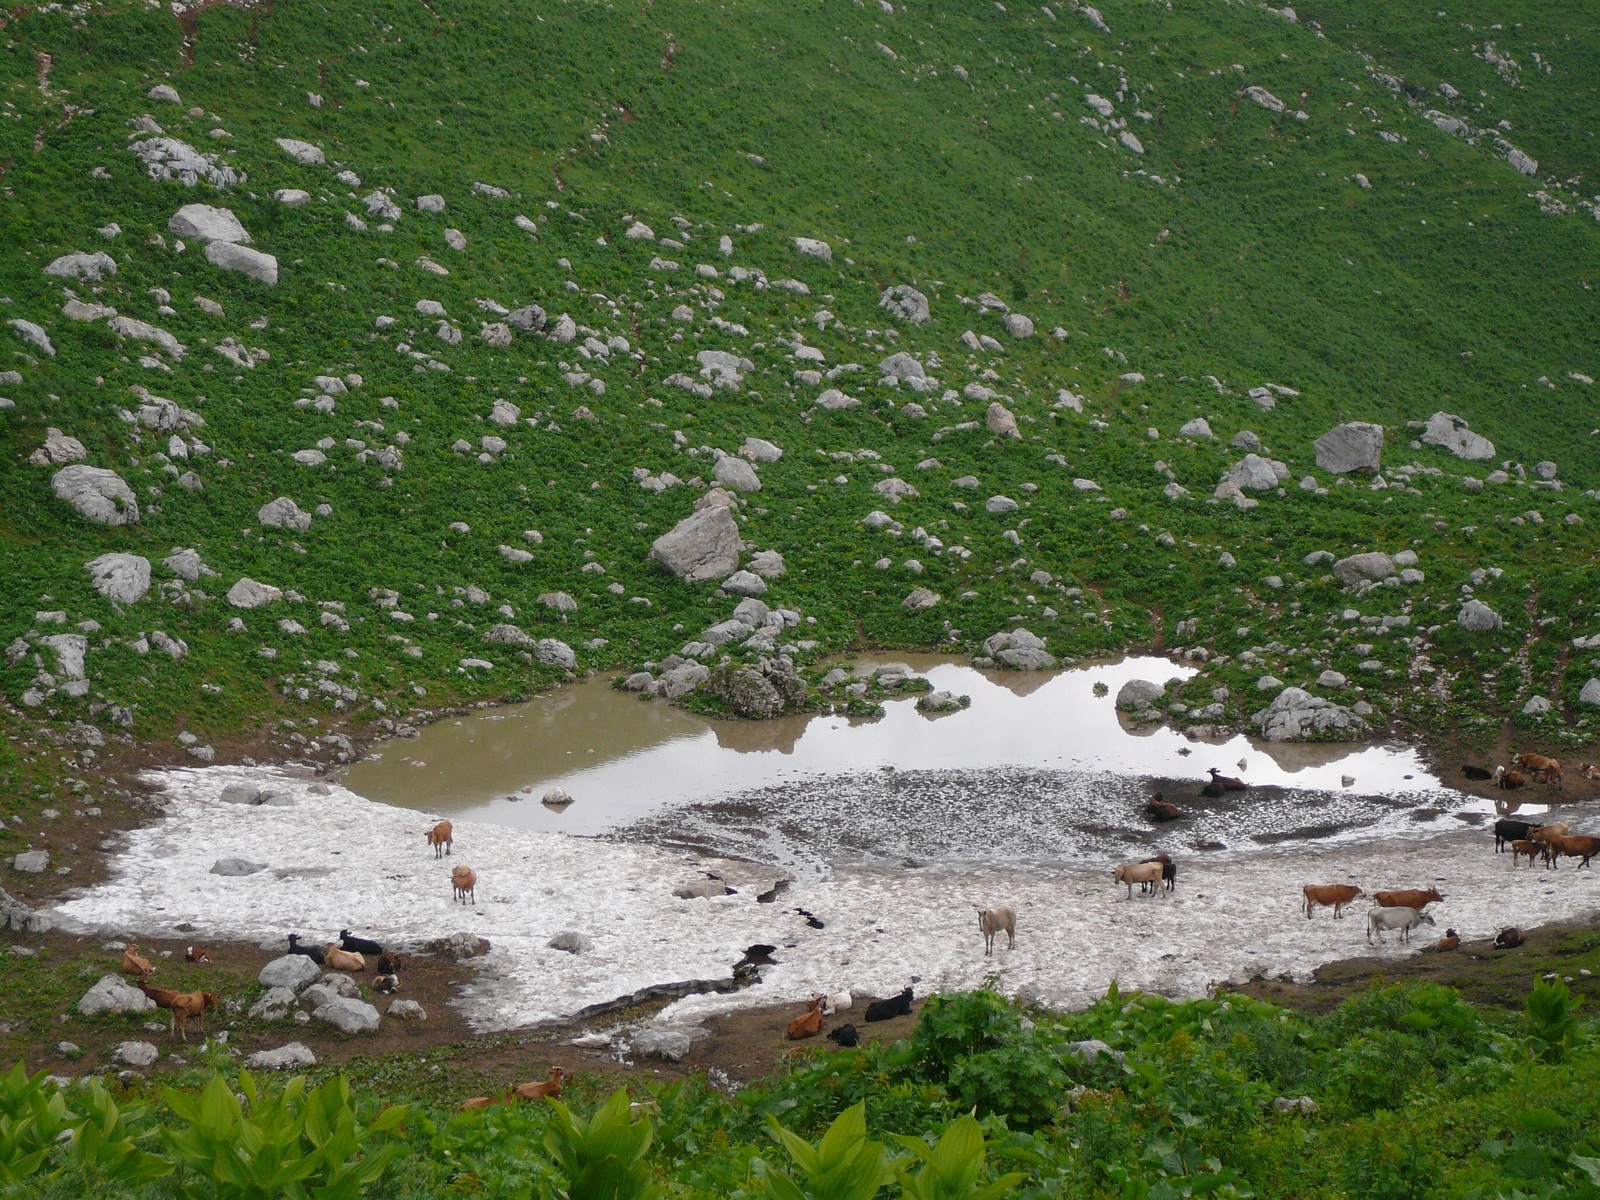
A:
[340, 655, 1531, 870]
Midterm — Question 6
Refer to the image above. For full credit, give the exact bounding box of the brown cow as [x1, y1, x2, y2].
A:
[786, 997, 823, 1040]
[1302, 883, 1365, 919]
[1510, 839, 1545, 867]
[169, 990, 221, 1042]
[1427, 929, 1460, 953]
[511, 1068, 566, 1101]
[1495, 766, 1527, 790]
[426, 820, 454, 858]
[1512, 752, 1562, 792]
[1373, 887, 1444, 910]
[1543, 834, 1600, 870]
[451, 864, 477, 904]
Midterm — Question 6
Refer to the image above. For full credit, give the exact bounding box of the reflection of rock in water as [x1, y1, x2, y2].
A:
[608, 767, 1458, 876]
[709, 716, 808, 755]
[976, 669, 1059, 699]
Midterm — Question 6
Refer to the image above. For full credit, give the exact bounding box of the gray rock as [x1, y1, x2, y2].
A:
[1313, 422, 1383, 475]
[226, 578, 281, 608]
[29, 428, 88, 465]
[416, 194, 446, 213]
[275, 138, 325, 164]
[712, 456, 761, 493]
[112, 1041, 159, 1068]
[205, 241, 278, 285]
[1421, 412, 1495, 461]
[274, 189, 311, 207]
[248, 987, 299, 1020]
[661, 662, 709, 699]
[1, 887, 48, 934]
[52, 466, 139, 525]
[649, 506, 741, 582]
[740, 437, 783, 463]
[1178, 418, 1214, 439]
[1251, 687, 1367, 742]
[1535, 461, 1558, 480]
[130, 137, 240, 187]
[210, 857, 267, 876]
[793, 237, 831, 260]
[535, 639, 577, 671]
[387, 999, 427, 1020]
[632, 1029, 693, 1061]
[985, 495, 1019, 514]
[1317, 670, 1347, 688]
[1303, 551, 1334, 567]
[1223, 454, 1285, 492]
[748, 549, 787, 577]
[246, 1042, 317, 1070]
[879, 285, 931, 324]
[1117, 679, 1165, 709]
[258, 496, 311, 531]
[815, 388, 860, 410]
[538, 591, 578, 612]
[1232, 430, 1262, 451]
[168, 203, 250, 245]
[148, 83, 182, 104]
[44, 251, 118, 282]
[986, 402, 1021, 439]
[902, 587, 941, 610]
[1522, 695, 1552, 715]
[622, 671, 655, 691]
[1457, 599, 1502, 632]
[982, 628, 1057, 671]
[78, 975, 156, 1016]
[39, 634, 87, 681]
[86, 553, 151, 604]
[1332, 553, 1395, 586]
[704, 664, 784, 718]
[11, 850, 49, 874]
[482, 624, 535, 649]
[108, 317, 184, 360]
[1067, 1039, 1123, 1065]
[1002, 313, 1034, 338]
[1579, 679, 1600, 707]
[722, 570, 768, 597]
[311, 997, 381, 1034]
[258, 954, 322, 993]
[547, 931, 593, 954]
[364, 191, 402, 221]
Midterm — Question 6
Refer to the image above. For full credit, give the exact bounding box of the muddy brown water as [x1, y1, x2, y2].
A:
[340, 656, 1536, 866]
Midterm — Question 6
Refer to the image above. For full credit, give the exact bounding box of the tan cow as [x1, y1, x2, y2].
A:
[1302, 884, 1365, 919]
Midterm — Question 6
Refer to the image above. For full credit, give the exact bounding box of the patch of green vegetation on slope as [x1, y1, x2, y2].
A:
[0, 0, 1596, 775]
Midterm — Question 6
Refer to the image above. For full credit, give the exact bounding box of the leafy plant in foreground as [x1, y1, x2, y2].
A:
[1527, 976, 1585, 1062]
[543, 1087, 662, 1200]
[757, 1102, 899, 1200]
[891, 1113, 1025, 1200]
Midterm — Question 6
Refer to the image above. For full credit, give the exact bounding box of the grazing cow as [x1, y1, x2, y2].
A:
[1512, 752, 1563, 792]
[1495, 927, 1525, 949]
[827, 1023, 860, 1048]
[1302, 884, 1365, 919]
[977, 906, 1016, 955]
[1531, 822, 1571, 845]
[864, 987, 914, 1022]
[1462, 764, 1494, 781]
[1373, 887, 1444, 911]
[1113, 861, 1165, 899]
[1208, 767, 1248, 791]
[169, 990, 221, 1042]
[786, 997, 824, 1040]
[1495, 766, 1527, 791]
[1543, 833, 1600, 869]
[1495, 818, 1536, 853]
[340, 930, 384, 956]
[1368, 907, 1436, 944]
[511, 1069, 566, 1101]
[1429, 929, 1460, 952]
[425, 820, 454, 859]
[1510, 839, 1545, 867]
[451, 864, 477, 905]
[1145, 795, 1182, 822]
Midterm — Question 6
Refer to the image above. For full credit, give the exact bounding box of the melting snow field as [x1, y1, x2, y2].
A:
[48, 764, 1600, 1034]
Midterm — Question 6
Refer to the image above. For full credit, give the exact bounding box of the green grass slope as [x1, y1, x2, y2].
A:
[1, 0, 1598, 780]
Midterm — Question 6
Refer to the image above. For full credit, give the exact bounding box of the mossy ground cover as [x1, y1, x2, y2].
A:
[6, 980, 1600, 1199]
[0, 0, 1596, 792]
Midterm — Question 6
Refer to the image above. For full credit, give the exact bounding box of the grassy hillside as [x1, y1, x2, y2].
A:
[1, 0, 1598, 790]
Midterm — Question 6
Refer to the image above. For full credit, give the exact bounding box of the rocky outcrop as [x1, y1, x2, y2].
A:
[205, 241, 278, 285]
[86, 553, 151, 604]
[980, 629, 1057, 670]
[51, 465, 139, 525]
[648, 506, 741, 582]
[1313, 422, 1383, 475]
[879, 284, 930, 324]
[1421, 412, 1495, 461]
[1251, 687, 1368, 741]
[1116, 679, 1165, 710]
[1457, 599, 1503, 632]
[1331, 553, 1395, 586]
[78, 975, 157, 1016]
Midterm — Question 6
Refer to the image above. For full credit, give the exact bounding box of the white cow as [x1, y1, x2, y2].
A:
[1368, 906, 1436, 944]
[977, 906, 1016, 955]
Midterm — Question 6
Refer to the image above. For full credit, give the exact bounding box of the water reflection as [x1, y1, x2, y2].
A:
[341, 655, 1485, 844]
